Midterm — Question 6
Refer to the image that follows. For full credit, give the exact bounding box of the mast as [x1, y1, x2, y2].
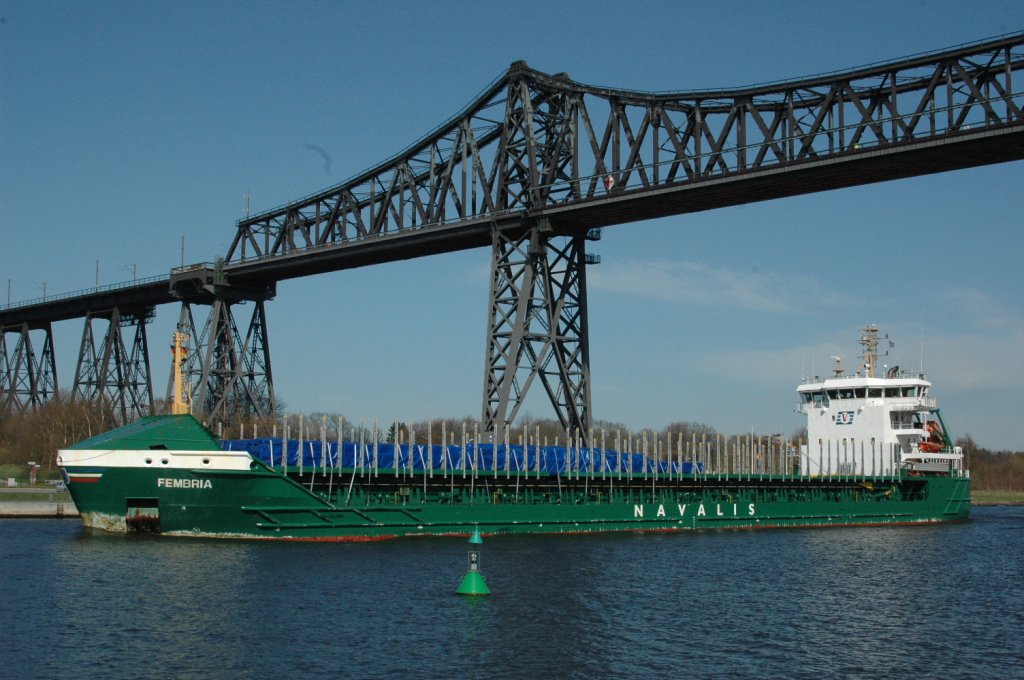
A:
[170, 328, 192, 415]
[858, 324, 891, 378]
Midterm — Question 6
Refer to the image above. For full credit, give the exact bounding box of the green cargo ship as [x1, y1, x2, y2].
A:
[58, 327, 970, 540]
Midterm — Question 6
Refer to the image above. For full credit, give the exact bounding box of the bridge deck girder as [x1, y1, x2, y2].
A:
[0, 33, 1021, 424]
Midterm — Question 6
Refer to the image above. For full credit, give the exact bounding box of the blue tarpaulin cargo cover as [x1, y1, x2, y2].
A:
[222, 438, 702, 476]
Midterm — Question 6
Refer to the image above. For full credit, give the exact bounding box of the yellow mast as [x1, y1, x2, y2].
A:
[170, 328, 192, 415]
[859, 324, 891, 378]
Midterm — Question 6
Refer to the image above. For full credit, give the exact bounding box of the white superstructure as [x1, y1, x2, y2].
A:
[796, 326, 963, 477]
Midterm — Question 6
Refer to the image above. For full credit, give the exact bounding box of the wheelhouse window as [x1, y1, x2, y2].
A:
[891, 411, 914, 429]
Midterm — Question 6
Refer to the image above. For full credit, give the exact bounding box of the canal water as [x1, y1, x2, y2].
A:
[1, 507, 1021, 679]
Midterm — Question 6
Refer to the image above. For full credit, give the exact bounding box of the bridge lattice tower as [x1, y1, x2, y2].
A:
[2, 34, 1022, 432]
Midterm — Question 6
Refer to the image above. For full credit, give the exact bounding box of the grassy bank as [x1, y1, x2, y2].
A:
[0, 463, 25, 482]
[971, 489, 1024, 506]
[0, 462, 63, 486]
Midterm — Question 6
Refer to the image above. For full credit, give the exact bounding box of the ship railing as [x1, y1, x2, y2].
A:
[796, 397, 937, 414]
[891, 420, 926, 429]
[901, 451, 962, 462]
[890, 397, 938, 412]
[799, 370, 928, 384]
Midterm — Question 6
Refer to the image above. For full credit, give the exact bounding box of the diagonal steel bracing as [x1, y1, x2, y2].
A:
[0, 333, 9, 408]
[0, 323, 57, 411]
[224, 34, 1024, 269]
[72, 307, 154, 423]
[173, 298, 275, 420]
[483, 221, 592, 443]
[3, 33, 1023, 426]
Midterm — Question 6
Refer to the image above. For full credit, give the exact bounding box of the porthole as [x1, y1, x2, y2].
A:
[202, 458, 210, 466]
[145, 458, 152, 465]
[161, 458, 169, 466]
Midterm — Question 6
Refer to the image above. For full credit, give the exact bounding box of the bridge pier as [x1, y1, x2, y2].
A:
[72, 307, 154, 424]
[168, 263, 277, 421]
[172, 296, 275, 421]
[0, 322, 58, 411]
[482, 220, 598, 444]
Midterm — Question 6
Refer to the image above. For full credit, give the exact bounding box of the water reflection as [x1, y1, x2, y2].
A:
[1, 512, 1021, 679]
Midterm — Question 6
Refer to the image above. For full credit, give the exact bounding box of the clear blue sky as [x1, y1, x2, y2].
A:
[2, 1, 1022, 450]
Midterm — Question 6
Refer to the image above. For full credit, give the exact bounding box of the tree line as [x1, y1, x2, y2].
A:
[957, 435, 1024, 492]
[2, 395, 1021, 491]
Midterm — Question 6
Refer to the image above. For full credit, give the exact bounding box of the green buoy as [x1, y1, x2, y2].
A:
[456, 527, 490, 596]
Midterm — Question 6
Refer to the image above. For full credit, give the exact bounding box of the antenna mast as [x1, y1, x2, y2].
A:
[859, 324, 891, 378]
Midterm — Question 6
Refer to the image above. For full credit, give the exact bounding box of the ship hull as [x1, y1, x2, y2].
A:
[62, 461, 971, 541]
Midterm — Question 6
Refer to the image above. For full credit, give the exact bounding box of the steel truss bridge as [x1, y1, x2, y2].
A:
[2, 33, 1023, 442]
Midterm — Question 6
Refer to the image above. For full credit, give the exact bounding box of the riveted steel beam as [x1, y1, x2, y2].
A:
[482, 220, 592, 443]
[172, 296, 275, 421]
[2, 33, 1023, 428]
[0, 322, 57, 411]
[224, 34, 1024, 280]
[72, 307, 154, 423]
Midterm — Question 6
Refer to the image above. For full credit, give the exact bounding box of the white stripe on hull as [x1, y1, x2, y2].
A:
[57, 448, 252, 471]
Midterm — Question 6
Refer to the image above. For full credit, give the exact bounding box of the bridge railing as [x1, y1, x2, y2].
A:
[0, 274, 167, 313]
[170, 261, 218, 275]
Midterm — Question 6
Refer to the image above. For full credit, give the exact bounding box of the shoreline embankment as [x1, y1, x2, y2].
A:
[0, 488, 79, 517]
[0, 501, 79, 517]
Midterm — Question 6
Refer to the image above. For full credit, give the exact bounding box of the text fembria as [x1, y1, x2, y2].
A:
[157, 478, 212, 489]
[633, 502, 756, 519]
